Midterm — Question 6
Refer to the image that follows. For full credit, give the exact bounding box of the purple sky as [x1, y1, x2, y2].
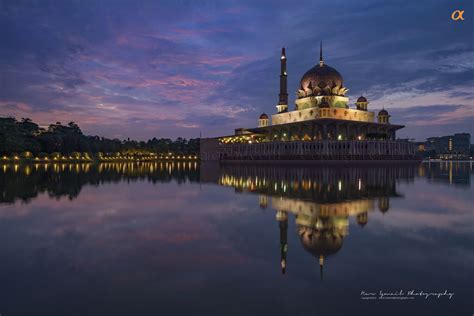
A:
[0, 0, 472, 141]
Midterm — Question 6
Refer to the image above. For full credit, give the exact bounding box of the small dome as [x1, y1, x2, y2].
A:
[357, 213, 368, 227]
[259, 113, 269, 119]
[378, 109, 389, 116]
[357, 96, 367, 103]
[379, 204, 389, 213]
[259, 196, 268, 209]
[378, 197, 390, 213]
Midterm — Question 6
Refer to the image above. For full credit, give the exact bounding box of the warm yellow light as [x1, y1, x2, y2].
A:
[337, 135, 343, 141]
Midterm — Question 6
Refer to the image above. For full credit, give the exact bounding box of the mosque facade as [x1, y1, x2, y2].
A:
[200, 44, 417, 161]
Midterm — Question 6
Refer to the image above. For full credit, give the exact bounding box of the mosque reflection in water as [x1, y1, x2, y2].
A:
[0, 160, 471, 277]
[201, 162, 471, 278]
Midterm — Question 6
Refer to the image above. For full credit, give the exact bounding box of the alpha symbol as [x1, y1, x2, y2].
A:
[451, 10, 465, 21]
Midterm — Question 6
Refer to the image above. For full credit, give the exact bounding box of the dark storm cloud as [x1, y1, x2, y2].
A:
[0, 0, 472, 140]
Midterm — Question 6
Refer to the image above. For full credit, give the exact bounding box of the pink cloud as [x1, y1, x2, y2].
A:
[0, 100, 33, 113]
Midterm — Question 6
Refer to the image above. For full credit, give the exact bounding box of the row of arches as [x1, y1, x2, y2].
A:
[267, 123, 396, 142]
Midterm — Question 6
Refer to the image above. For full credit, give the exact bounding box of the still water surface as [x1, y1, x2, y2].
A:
[0, 161, 472, 315]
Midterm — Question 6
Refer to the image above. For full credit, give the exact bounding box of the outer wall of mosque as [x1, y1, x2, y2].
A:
[200, 45, 418, 161]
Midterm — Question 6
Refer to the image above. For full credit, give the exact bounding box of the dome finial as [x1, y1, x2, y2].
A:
[319, 41, 324, 67]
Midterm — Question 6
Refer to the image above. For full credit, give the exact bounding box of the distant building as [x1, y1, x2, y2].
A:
[421, 133, 471, 160]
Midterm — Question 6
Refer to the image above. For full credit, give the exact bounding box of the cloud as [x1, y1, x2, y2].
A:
[0, 0, 472, 139]
[0, 101, 33, 113]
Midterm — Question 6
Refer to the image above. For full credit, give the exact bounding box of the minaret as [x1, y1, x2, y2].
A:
[276, 47, 288, 113]
[276, 210, 288, 274]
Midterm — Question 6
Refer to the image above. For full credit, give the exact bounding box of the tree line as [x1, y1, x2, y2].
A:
[0, 117, 200, 156]
[1, 162, 199, 204]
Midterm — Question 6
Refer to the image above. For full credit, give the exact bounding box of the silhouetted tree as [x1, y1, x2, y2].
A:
[0, 116, 200, 156]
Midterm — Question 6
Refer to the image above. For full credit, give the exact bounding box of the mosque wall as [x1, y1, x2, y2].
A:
[200, 139, 417, 161]
[272, 107, 375, 125]
[271, 197, 374, 217]
[295, 95, 349, 110]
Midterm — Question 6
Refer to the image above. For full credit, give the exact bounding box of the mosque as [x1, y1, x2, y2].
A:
[200, 44, 417, 161]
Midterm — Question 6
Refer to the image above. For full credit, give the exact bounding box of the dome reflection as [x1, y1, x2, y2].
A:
[208, 163, 420, 278]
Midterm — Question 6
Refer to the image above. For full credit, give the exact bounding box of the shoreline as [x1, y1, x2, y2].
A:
[1, 159, 471, 165]
[219, 160, 422, 165]
[0, 158, 199, 164]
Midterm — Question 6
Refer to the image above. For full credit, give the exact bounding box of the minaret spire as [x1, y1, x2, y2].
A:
[276, 47, 288, 113]
[319, 41, 324, 67]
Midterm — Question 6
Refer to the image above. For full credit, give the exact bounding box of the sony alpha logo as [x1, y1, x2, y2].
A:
[451, 10, 465, 21]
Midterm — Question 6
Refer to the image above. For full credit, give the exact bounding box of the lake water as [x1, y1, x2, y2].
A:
[0, 161, 472, 315]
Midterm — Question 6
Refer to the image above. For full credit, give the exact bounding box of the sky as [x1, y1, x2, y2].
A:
[0, 0, 472, 141]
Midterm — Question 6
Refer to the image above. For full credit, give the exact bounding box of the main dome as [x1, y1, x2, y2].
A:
[299, 64, 344, 91]
[296, 44, 349, 99]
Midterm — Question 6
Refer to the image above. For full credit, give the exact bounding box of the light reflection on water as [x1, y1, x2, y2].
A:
[0, 161, 472, 315]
